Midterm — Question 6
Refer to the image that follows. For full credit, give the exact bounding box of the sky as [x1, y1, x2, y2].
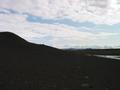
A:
[0, 0, 120, 49]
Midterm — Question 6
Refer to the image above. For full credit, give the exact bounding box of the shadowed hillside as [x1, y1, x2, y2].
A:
[0, 32, 120, 90]
[0, 32, 28, 48]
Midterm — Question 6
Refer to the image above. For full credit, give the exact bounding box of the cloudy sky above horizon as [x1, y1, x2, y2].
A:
[0, 0, 120, 48]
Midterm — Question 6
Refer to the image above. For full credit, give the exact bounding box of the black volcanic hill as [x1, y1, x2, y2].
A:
[0, 32, 63, 54]
[0, 32, 53, 48]
[0, 32, 28, 48]
[0, 32, 120, 90]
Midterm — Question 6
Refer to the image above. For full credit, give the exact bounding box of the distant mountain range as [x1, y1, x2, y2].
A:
[0, 32, 120, 90]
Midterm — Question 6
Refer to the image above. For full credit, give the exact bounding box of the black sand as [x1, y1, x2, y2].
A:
[0, 32, 120, 90]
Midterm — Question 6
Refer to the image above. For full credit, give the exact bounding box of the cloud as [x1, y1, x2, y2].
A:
[0, 0, 120, 25]
[0, 12, 118, 48]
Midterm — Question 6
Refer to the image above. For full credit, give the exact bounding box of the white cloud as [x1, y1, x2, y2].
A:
[0, 0, 120, 24]
[0, 13, 117, 48]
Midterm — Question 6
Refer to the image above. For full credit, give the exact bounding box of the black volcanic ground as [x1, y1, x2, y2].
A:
[0, 32, 120, 90]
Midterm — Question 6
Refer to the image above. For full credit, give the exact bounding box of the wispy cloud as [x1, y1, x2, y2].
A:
[0, 12, 118, 48]
[1, 0, 120, 24]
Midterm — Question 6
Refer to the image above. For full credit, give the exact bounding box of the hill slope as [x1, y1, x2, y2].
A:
[0, 32, 120, 90]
